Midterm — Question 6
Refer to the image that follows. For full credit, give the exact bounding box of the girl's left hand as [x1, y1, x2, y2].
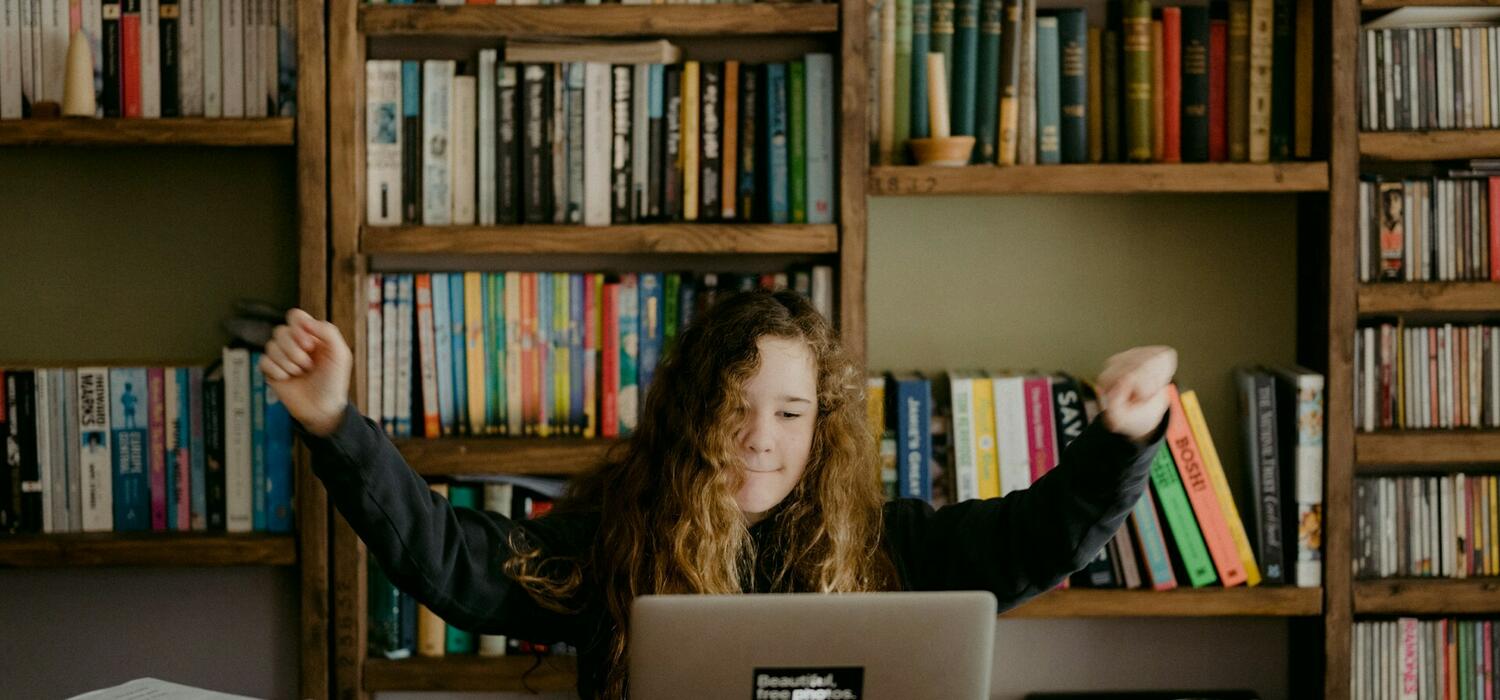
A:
[1095, 346, 1178, 445]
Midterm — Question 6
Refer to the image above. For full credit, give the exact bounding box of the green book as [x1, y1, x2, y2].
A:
[1035, 15, 1061, 164]
[443, 484, 480, 654]
[951, 0, 978, 137]
[895, 0, 914, 162]
[367, 557, 408, 659]
[1103, 27, 1121, 162]
[1056, 8, 1088, 163]
[663, 272, 680, 357]
[1122, 0, 1153, 162]
[789, 58, 807, 224]
[911, 0, 932, 138]
[1148, 444, 1219, 587]
[486, 273, 505, 435]
[973, 0, 1002, 161]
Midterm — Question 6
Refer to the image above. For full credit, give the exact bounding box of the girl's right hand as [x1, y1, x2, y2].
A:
[260, 308, 353, 437]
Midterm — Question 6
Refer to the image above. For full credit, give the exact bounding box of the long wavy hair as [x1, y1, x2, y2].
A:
[502, 288, 898, 698]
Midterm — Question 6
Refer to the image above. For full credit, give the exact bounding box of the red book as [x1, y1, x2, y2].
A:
[1161, 7, 1182, 163]
[601, 281, 620, 439]
[147, 368, 167, 531]
[1209, 17, 1228, 161]
[121, 0, 141, 117]
[1489, 177, 1500, 281]
[1023, 376, 1058, 483]
[1164, 384, 1247, 586]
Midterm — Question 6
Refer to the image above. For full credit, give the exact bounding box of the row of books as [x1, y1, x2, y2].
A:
[865, 366, 1324, 589]
[0, 0, 296, 119]
[0, 351, 292, 536]
[1355, 473, 1500, 580]
[1360, 8, 1500, 133]
[1354, 322, 1500, 432]
[367, 478, 576, 659]
[365, 49, 835, 227]
[866, 0, 1314, 165]
[365, 0, 818, 5]
[363, 268, 834, 440]
[1359, 172, 1500, 284]
[1354, 618, 1500, 700]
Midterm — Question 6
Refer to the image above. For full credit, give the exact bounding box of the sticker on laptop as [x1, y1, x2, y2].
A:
[752, 667, 864, 700]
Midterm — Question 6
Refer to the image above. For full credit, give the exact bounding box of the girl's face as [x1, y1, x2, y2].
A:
[734, 336, 818, 524]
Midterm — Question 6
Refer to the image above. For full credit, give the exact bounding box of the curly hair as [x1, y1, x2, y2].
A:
[501, 288, 899, 698]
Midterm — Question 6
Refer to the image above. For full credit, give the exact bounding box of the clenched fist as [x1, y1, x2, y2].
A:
[260, 308, 353, 437]
[1095, 346, 1178, 445]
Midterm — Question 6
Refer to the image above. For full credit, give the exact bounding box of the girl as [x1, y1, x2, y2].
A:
[264, 289, 1176, 699]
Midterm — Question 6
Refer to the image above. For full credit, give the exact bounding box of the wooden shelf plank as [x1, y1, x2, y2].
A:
[1000, 586, 1324, 618]
[1354, 579, 1500, 614]
[395, 438, 616, 476]
[1360, 130, 1500, 161]
[1362, 0, 1500, 8]
[1359, 282, 1500, 314]
[364, 656, 578, 692]
[0, 118, 295, 146]
[363, 223, 839, 255]
[360, 3, 840, 37]
[0, 532, 297, 567]
[868, 163, 1330, 195]
[1357, 431, 1500, 465]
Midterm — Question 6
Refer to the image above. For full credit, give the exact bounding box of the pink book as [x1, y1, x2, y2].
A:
[1024, 376, 1058, 484]
[147, 367, 167, 531]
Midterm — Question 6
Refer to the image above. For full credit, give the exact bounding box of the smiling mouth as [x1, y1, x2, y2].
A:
[743, 466, 783, 474]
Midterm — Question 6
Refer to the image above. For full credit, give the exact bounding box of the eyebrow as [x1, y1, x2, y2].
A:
[778, 395, 814, 404]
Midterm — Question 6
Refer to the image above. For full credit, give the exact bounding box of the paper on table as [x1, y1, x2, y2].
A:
[66, 678, 263, 700]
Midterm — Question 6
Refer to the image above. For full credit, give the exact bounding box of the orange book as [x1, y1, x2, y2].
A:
[414, 274, 442, 439]
[1164, 384, 1247, 586]
[722, 61, 740, 220]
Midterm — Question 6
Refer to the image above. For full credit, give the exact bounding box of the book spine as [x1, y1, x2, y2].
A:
[521, 63, 551, 224]
[158, 0, 176, 115]
[698, 62, 720, 222]
[736, 65, 756, 219]
[1130, 482, 1179, 589]
[263, 382, 291, 533]
[663, 63, 681, 221]
[275, 0, 292, 115]
[1181, 388, 1263, 585]
[612, 64, 633, 224]
[1148, 444, 1218, 586]
[395, 275, 413, 439]
[600, 280, 619, 439]
[451, 75, 476, 225]
[421, 60, 453, 226]
[1245, 369, 1286, 584]
[583, 62, 610, 226]
[400, 61, 420, 223]
[970, 375, 1000, 499]
[682, 61, 700, 222]
[895, 0, 912, 161]
[365, 60, 403, 226]
[647, 64, 664, 219]
[203, 365, 225, 531]
[995, 0, 1021, 164]
[1122, 0, 1151, 161]
[201, 0, 217, 116]
[1293, 0, 1311, 157]
[249, 357, 266, 530]
[974, 0, 1002, 162]
[895, 377, 933, 502]
[1181, 4, 1210, 162]
[1103, 23, 1120, 162]
[633, 63, 651, 221]
[481, 273, 499, 435]
[40, 0, 66, 105]
[77, 368, 114, 532]
[174, 368, 192, 530]
[765, 63, 789, 223]
[146, 367, 166, 531]
[464, 272, 486, 436]
[35, 370, 53, 532]
[1227, 0, 1249, 161]
[1209, 7, 1227, 161]
[177, 0, 198, 115]
[1, 0, 22, 118]
[1088, 26, 1103, 162]
[1151, 19, 1164, 161]
[1247, 0, 1272, 162]
[1048, 375, 1086, 449]
[617, 275, 639, 436]
[931, 0, 954, 124]
[496, 63, 519, 225]
[949, 376, 977, 502]
[1024, 376, 1057, 481]
[431, 274, 454, 434]
[788, 58, 806, 221]
[121, 0, 139, 115]
[805, 53, 835, 224]
[1017, 0, 1037, 164]
[1269, 0, 1293, 160]
[638, 272, 663, 401]
[1161, 7, 1181, 163]
[1166, 384, 1248, 586]
[910, 0, 931, 139]
[562, 62, 582, 224]
[102, 369, 140, 532]
[1057, 9, 1087, 163]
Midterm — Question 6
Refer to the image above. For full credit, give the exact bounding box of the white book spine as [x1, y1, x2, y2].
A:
[40, 0, 62, 102]
[364, 59, 402, 225]
[0, 0, 19, 119]
[223, 347, 253, 533]
[395, 274, 414, 437]
[477, 49, 496, 226]
[365, 273, 383, 423]
[241, 0, 258, 116]
[381, 274, 398, 430]
[219, 0, 240, 116]
[631, 63, 648, 220]
[811, 265, 833, 320]
[77, 367, 113, 532]
[179, 0, 201, 114]
[202, 0, 219, 115]
[140, 0, 158, 115]
[421, 59, 453, 226]
[805, 53, 835, 224]
[451, 74, 476, 225]
[582, 61, 610, 226]
[36, 369, 54, 533]
[82, 0, 101, 116]
[260, 0, 273, 115]
[993, 376, 1030, 495]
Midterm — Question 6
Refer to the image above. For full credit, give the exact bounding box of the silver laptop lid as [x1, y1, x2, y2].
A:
[629, 590, 997, 700]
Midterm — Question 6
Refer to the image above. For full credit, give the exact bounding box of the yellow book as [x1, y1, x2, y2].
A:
[1181, 389, 1263, 586]
[682, 61, 701, 222]
[464, 272, 486, 436]
[971, 374, 1001, 499]
[417, 484, 448, 657]
[866, 376, 885, 452]
[554, 273, 570, 436]
[1490, 475, 1498, 576]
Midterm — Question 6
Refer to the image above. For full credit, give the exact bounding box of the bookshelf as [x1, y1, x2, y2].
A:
[868, 162, 1331, 195]
[1358, 282, 1500, 314]
[1353, 579, 1500, 615]
[1002, 587, 1325, 618]
[0, 1, 330, 698]
[1359, 130, 1500, 161]
[325, 0, 867, 693]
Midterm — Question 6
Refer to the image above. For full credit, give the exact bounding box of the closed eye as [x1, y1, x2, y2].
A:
[778, 411, 803, 419]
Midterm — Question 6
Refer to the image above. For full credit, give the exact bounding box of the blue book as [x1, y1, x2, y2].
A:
[638, 273, 663, 400]
[546, 271, 558, 434]
[618, 274, 640, 436]
[763, 63, 790, 224]
[263, 383, 293, 533]
[1056, 8, 1089, 163]
[569, 273, 585, 435]
[1132, 481, 1179, 589]
[432, 273, 456, 436]
[804, 54, 835, 225]
[553, 274, 568, 435]
[396, 275, 414, 439]
[679, 274, 697, 331]
[973, 0, 1003, 162]
[188, 366, 207, 530]
[109, 367, 150, 531]
[174, 367, 193, 530]
[487, 273, 505, 434]
[911, 0, 932, 138]
[951, 0, 980, 136]
[1035, 15, 1062, 164]
[449, 272, 467, 436]
[891, 373, 933, 502]
[250, 354, 267, 532]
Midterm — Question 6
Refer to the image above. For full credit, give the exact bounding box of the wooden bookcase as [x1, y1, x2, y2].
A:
[0, 1, 331, 696]
[324, 0, 867, 695]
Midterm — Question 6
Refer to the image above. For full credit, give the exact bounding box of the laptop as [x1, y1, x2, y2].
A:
[629, 590, 997, 700]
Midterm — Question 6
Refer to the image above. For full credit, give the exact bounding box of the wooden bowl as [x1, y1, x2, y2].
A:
[908, 135, 976, 166]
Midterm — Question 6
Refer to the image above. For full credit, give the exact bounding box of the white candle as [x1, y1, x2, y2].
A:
[927, 53, 950, 139]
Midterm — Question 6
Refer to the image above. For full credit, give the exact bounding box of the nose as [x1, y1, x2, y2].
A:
[740, 411, 774, 455]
